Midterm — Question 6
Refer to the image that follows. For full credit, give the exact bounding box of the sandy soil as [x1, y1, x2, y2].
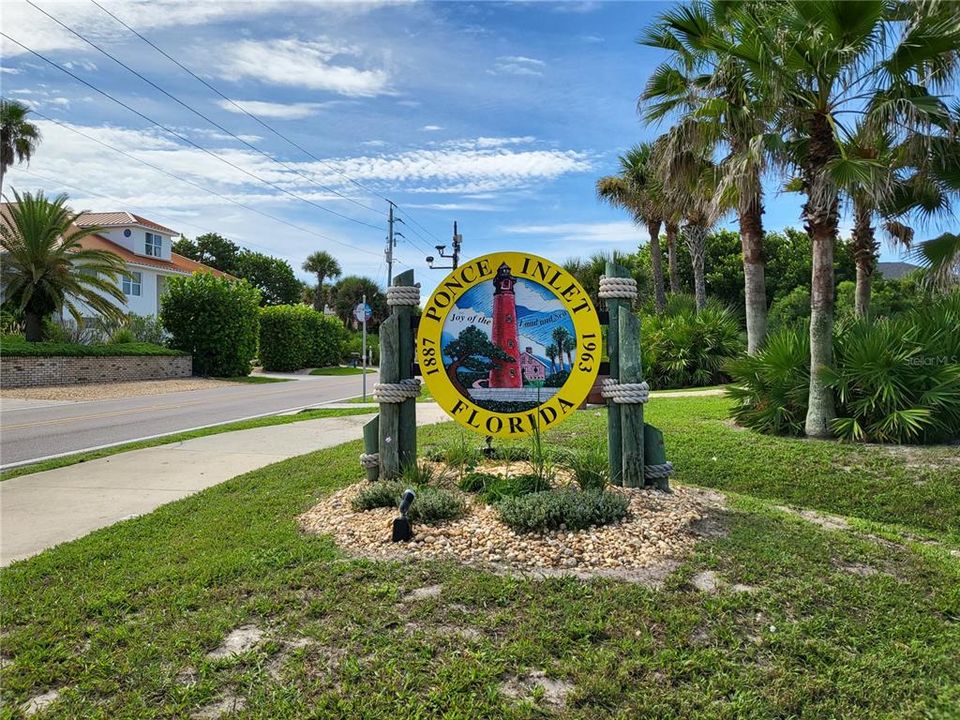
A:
[0, 378, 238, 402]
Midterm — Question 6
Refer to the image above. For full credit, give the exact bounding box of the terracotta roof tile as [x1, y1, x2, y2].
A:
[76, 211, 178, 236]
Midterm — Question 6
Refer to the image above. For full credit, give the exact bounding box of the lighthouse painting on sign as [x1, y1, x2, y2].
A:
[440, 262, 578, 412]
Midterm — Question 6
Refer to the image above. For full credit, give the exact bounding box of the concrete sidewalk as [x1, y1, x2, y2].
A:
[1, 404, 450, 566]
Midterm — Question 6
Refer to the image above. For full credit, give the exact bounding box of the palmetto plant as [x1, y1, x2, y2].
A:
[596, 144, 669, 312]
[913, 232, 960, 290]
[1, 190, 126, 341]
[0, 99, 41, 198]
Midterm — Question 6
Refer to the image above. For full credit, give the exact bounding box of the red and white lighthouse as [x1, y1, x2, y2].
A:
[489, 262, 522, 388]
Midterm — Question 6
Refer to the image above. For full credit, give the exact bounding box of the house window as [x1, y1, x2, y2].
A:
[122, 271, 142, 297]
[145, 232, 162, 257]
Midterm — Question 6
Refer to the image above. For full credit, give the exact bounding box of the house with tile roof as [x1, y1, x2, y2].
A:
[2, 206, 230, 320]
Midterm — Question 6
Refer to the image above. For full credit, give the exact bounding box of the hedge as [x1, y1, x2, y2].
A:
[0, 339, 184, 357]
[161, 272, 261, 377]
[259, 305, 348, 372]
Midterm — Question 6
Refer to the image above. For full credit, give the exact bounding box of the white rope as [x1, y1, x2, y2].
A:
[598, 275, 637, 300]
[386, 284, 420, 306]
[601, 378, 649, 404]
[644, 462, 674, 480]
[373, 378, 421, 403]
[359, 452, 380, 470]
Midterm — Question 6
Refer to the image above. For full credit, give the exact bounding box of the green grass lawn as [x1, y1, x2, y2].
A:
[0, 407, 375, 482]
[309, 366, 375, 376]
[2, 396, 958, 718]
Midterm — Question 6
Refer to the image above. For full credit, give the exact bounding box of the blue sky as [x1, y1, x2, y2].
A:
[1, 0, 949, 298]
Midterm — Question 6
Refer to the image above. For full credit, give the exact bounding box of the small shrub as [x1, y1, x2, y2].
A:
[400, 461, 449, 487]
[161, 272, 260, 377]
[489, 444, 530, 462]
[125, 314, 166, 345]
[497, 488, 629, 533]
[562, 445, 609, 491]
[351, 481, 465, 525]
[107, 327, 135, 345]
[459, 472, 543, 502]
[528, 426, 556, 489]
[459, 471, 497, 493]
[259, 305, 348, 371]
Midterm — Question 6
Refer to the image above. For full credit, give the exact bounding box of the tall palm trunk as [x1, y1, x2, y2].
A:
[851, 196, 877, 317]
[646, 219, 666, 313]
[739, 197, 768, 354]
[313, 276, 325, 313]
[665, 221, 680, 293]
[684, 224, 708, 310]
[24, 311, 43, 342]
[803, 112, 839, 439]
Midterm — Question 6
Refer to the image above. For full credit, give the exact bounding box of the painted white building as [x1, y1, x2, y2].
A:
[70, 212, 229, 318]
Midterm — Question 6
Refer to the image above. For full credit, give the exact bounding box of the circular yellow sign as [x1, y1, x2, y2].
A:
[418, 252, 602, 438]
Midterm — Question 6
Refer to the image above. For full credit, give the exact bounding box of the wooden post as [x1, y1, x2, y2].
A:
[379, 312, 401, 479]
[395, 270, 417, 471]
[362, 416, 379, 482]
[605, 261, 630, 486]
[619, 309, 645, 488]
[643, 423, 670, 491]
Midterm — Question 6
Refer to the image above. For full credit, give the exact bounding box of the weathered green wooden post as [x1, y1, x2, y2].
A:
[643, 424, 672, 491]
[360, 416, 379, 481]
[394, 270, 418, 469]
[600, 262, 633, 486]
[619, 310, 645, 487]
[372, 271, 420, 480]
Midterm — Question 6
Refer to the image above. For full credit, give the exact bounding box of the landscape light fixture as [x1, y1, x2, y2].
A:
[391, 488, 416, 542]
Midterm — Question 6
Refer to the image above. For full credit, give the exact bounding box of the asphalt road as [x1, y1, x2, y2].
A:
[0, 374, 376, 467]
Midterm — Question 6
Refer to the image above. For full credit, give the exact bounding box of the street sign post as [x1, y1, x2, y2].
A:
[355, 298, 373, 400]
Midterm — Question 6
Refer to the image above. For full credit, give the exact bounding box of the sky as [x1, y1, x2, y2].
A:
[1, 0, 951, 299]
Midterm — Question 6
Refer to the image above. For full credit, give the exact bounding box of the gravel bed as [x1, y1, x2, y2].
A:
[0, 378, 237, 401]
[299, 480, 723, 574]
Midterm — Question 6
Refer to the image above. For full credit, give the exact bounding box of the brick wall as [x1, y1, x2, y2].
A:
[0, 355, 192, 388]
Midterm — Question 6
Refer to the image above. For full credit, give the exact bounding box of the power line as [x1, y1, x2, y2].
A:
[24, 0, 384, 232]
[87, 0, 393, 210]
[17, 106, 381, 259]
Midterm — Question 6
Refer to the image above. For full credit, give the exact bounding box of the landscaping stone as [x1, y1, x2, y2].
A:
[299, 481, 723, 580]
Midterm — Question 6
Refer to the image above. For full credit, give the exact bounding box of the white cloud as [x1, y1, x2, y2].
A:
[361, 140, 387, 147]
[0, 67, 22, 75]
[64, 60, 98, 72]
[491, 55, 546, 77]
[502, 221, 646, 245]
[216, 99, 330, 120]
[405, 202, 499, 212]
[421, 125, 443, 131]
[218, 38, 390, 96]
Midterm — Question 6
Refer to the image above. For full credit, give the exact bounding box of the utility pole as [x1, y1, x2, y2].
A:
[386, 201, 395, 286]
[426, 220, 462, 270]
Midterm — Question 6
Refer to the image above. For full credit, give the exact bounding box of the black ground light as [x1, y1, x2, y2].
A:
[392, 489, 416, 542]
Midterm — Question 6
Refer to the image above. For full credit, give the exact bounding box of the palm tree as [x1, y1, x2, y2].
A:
[1, 190, 127, 341]
[913, 232, 960, 290]
[716, 0, 960, 437]
[664, 220, 681, 294]
[641, 0, 775, 354]
[562, 334, 575, 369]
[596, 144, 668, 312]
[545, 343, 558, 374]
[302, 251, 341, 313]
[0, 100, 41, 198]
[654, 129, 722, 311]
[551, 326, 572, 370]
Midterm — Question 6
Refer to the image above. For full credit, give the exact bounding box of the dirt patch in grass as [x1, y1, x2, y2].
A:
[205, 624, 264, 660]
[775, 505, 850, 531]
[20, 689, 61, 716]
[500, 670, 574, 708]
[191, 693, 245, 719]
[300, 482, 725, 585]
[881, 444, 960, 471]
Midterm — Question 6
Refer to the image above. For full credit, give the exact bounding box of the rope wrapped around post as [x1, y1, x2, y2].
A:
[359, 452, 380, 470]
[598, 275, 638, 300]
[373, 378, 421, 403]
[386, 284, 420, 307]
[601, 378, 649, 404]
[644, 461, 673, 481]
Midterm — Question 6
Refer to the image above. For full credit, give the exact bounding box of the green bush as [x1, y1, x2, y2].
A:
[124, 315, 166, 345]
[351, 481, 465, 524]
[0, 338, 183, 357]
[344, 331, 380, 366]
[459, 472, 543, 502]
[107, 327, 135, 345]
[768, 286, 810, 331]
[643, 298, 744, 389]
[727, 293, 960, 443]
[259, 305, 348, 371]
[160, 272, 260, 377]
[497, 488, 629, 533]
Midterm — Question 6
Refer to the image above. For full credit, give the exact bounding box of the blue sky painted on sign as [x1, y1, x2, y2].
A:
[2, 0, 951, 300]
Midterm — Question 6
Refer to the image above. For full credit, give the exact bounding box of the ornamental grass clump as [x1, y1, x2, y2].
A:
[459, 472, 544, 503]
[561, 445, 609, 491]
[496, 488, 628, 533]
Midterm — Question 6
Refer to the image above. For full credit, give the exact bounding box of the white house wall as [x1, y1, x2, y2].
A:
[68, 266, 180, 320]
[99, 227, 173, 261]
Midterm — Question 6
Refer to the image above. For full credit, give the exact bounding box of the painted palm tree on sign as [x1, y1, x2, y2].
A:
[302, 250, 341, 313]
[641, 0, 777, 353]
[0, 99, 41, 198]
[551, 326, 573, 371]
[546, 343, 559, 375]
[596, 143, 668, 312]
[715, 0, 960, 437]
[0, 190, 127, 341]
